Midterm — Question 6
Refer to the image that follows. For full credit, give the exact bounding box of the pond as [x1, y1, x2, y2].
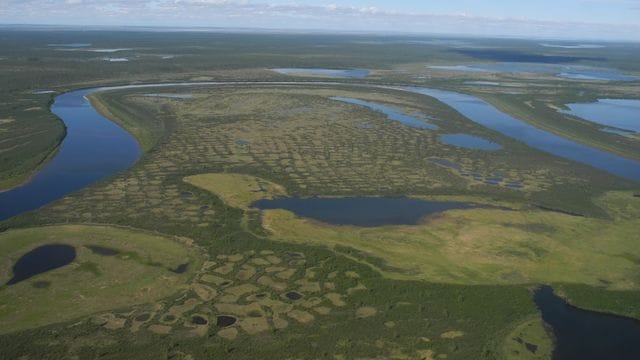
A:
[404, 87, 640, 182]
[48, 43, 91, 48]
[439, 133, 502, 150]
[561, 99, 640, 133]
[143, 93, 193, 99]
[331, 97, 438, 130]
[272, 68, 369, 78]
[6, 244, 76, 285]
[252, 197, 476, 226]
[216, 315, 237, 327]
[86, 245, 119, 256]
[534, 286, 640, 359]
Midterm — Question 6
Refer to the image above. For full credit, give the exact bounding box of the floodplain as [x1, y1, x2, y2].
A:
[1, 30, 639, 359]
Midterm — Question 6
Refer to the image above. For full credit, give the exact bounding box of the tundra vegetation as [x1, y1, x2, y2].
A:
[1, 30, 639, 359]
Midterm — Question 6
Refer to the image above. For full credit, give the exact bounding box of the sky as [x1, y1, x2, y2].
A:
[1, 0, 639, 41]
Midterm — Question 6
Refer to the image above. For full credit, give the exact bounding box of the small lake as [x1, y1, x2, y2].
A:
[252, 197, 475, 226]
[540, 43, 606, 49]
[464, 81, 501, 86]
[6, 244, 76, 285]
[534, 286, 640, 359]
[561, 99, 640, 133]
[404, 87, 640, 182]
[331, 97, 438, 130]
[144, 93, 193, 99]
[272, 68, 369, 78]
[440, 133, 502, 150]
[101, 58, 129, 62]
[429, 63, 639, 81]
[48, 43, 91, 48]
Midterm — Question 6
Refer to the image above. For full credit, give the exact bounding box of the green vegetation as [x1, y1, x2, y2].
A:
[184, 173, 287, 210]
[501, 316, 553, 360]
[479, 93, 640, 160]
[188, 172, 640, 289]
[1, 30, 640, 359]
[0, 225, 203, 333]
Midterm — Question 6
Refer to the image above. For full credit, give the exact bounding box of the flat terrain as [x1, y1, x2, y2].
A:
[0, 224, 202, 333]
[1, 30, 640, 359]
[188, 173, 640, 288]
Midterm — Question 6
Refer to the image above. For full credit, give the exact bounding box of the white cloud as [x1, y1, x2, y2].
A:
[1, 0, 639, 41]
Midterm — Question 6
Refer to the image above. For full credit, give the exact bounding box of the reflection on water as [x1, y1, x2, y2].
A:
[272, 68, 369, 78]
[331, 97, 438, 130]
[6, 244, 76, 285]
[562, 99, 640, 133]
[404, 86, 640, 182]
[534, 286, 640, 360]
[429, 63, 639, 81]
[439, 133, 502, 150]
[252, 197, 475, 226]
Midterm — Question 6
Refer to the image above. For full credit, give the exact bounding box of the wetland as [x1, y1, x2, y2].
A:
[1, 30, 640, 359]
[252, 196, 476, 226]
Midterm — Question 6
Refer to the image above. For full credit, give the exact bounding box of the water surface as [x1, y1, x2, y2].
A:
[404, 87, 640, 182]
[0, 87, 141, 221]
[440, 133, 502, 150]
[143, 93, 193, 99]
[3, 80, 639, 222]
[6, 244, 76, 285]
[430, 63, 639, 81]
[86, 245, 119, 256]
[48, 43, 91, 48]
[561, 99, 640, 133]
[331, 97, 437, 130]
[534, 286, 640, 359]
[273, 68, 369, 78]
[252, 197, 475, 226]
[540, 43, 605, 49]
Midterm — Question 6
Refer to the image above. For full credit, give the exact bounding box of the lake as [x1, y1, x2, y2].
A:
[534, 286, 640, 359]
[561, 99, 640, 133]
[6, 244, 76, 285]
[252, 197, 476, 226]
[429, 63, 639, 81]
[272, 68, 369, 78]
[439, 133, 502, 150]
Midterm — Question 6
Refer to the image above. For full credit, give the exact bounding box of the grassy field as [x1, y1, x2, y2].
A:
[187, 173, 640, 289]
[0, 224, 203, 333]
[501, 316, 553, 360]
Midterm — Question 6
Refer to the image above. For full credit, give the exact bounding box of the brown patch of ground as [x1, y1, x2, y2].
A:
[238, 317, 270, 335]
[325, 293, 346, 307]
[441, 330, 464, 339]
[356, 306, 377, 318]
[148, 324, 172, 334]
[287, 310, 315, 324]
[192, 284, 217, 301]
[217, 327, 238, 340]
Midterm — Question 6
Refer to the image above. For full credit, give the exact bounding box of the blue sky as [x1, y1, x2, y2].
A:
[1, 0, 639, 41]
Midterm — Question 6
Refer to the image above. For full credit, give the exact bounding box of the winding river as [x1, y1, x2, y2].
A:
[0, 80, 639, 356]
[0, 87, 141, 221]
[1, 81, 639, 222]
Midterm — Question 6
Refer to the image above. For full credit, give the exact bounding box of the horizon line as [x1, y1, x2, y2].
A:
[1, 23, 639, 44]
